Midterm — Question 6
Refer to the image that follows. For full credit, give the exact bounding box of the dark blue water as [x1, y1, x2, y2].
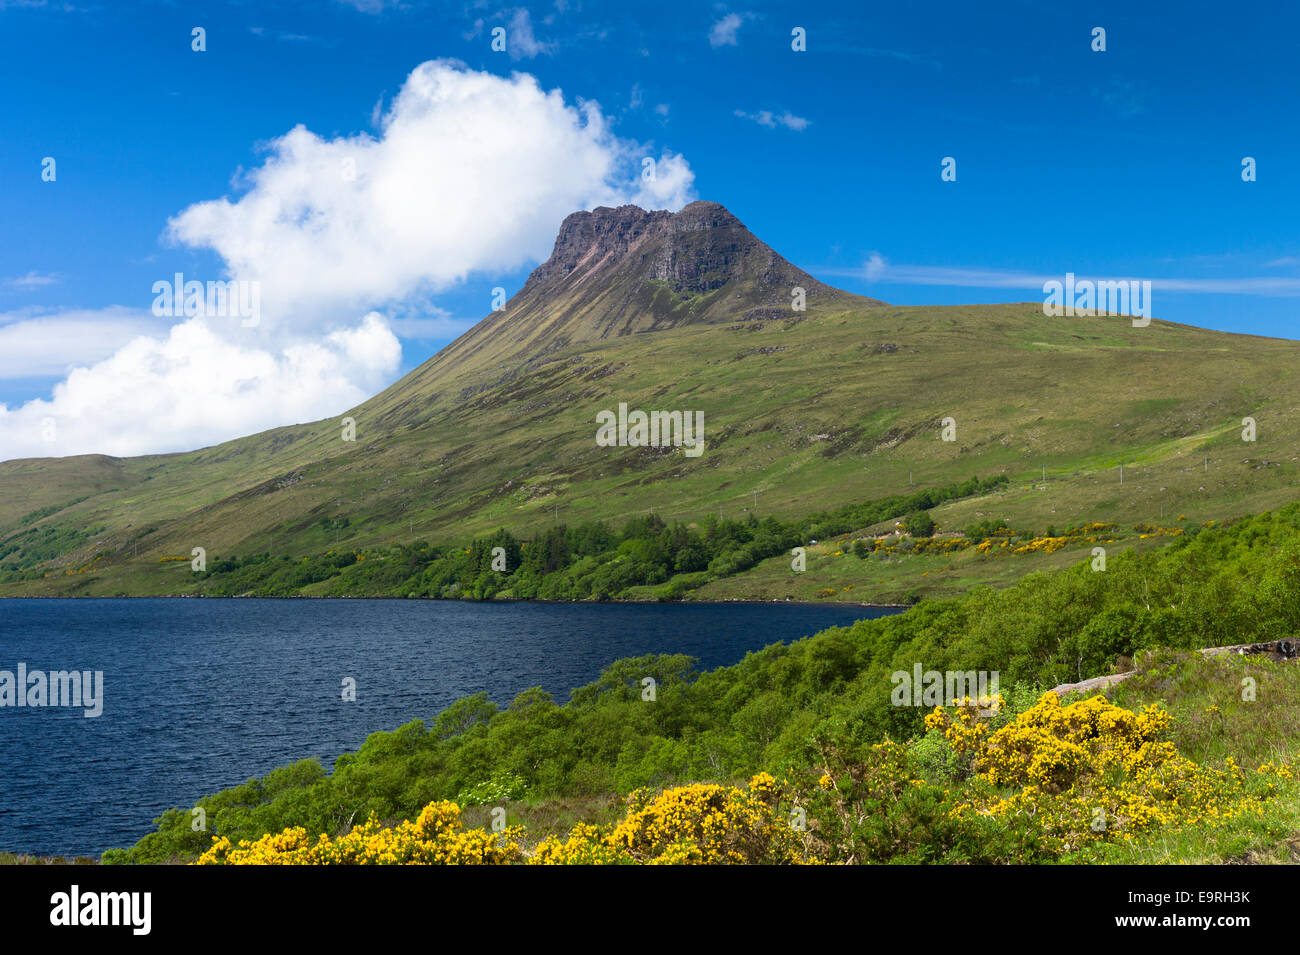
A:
[0, 598, 897, 857]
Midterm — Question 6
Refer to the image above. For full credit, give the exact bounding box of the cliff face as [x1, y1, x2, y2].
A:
[420, 200, 884, 380]
[522, 200, 843, 300]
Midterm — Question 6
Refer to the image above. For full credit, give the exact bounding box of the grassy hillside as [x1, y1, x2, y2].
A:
[3, 201, 1298, 599]
[3, 301, 1297, 599]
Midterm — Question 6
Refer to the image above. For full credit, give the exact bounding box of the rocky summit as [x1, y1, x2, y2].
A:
[426, 201, 880, 377]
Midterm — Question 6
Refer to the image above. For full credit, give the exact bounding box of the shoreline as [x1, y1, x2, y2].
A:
[0, 593, 909, 610]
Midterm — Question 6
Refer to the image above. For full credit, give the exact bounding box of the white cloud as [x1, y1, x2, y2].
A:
[0, 60, 695, 462]
[709, 12, 749, 48]
[166, 60, 694, 344]
[0, 307, 164, 378]
[0, 315, 400, 460]
[733, 109, 810, 131]
[863, 253, 886, 282]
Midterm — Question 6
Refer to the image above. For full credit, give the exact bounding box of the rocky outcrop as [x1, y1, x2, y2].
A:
[521, 200, 848, 301]
[419, 200, 885, 381]
[1050, 639, 1300, 697]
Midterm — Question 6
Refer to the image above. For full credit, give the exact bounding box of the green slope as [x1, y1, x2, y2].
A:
[2, 202, 1298, 597]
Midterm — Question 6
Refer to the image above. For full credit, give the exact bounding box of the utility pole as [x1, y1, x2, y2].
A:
[1119, 464, 1123, 485]
[752, 490, 757, 509]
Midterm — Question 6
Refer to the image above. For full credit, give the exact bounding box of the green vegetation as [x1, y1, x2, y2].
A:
[176, 476, 1006, 599]
[106, 501, 1300, 864]
[904, 510, 934, 538]
[0, 519, 104, 580]
[0, 853, 97, 866]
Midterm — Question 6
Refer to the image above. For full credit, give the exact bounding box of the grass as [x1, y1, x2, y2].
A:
[687, 531, 1173, 604]
[459, 794, 623, 846]
[1103, 649, 1300, 770]
[0, 852, 97, 865]
[1057, 649, 1300, 864]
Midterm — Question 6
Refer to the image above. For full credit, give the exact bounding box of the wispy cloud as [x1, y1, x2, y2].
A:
[709, 12, 751, 48]
[502, 8, 555, 60]
[859, 47, 943, 71]
[821, 258, 1300, 297]
[249, 26, 325, 44]
[734, 108, 809, 131]
[0, 306, 164, 378]
[817, 41, 943, 71]
[0, 0, 81, 9]
[3, 271, 59, 290]
[1092, 78, 1151, 117]
[385, 312, 477, 341]
[336, 0, 402, 13]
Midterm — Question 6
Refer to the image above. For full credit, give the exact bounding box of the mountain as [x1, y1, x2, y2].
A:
[363, 200, 877, 431]
[3, 200, 1300, 597]
[434, 201, 869, 368]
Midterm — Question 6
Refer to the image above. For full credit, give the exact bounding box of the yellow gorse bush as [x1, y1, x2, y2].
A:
[196, 774, 814, 866]
[926, 692, 1290, 851]
[534, 772, 814, 864]
[195, 800, 523, 865]
[603, 772, 808, 864]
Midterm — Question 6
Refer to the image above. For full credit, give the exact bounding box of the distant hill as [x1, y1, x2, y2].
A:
[2, 200, 1298, 596]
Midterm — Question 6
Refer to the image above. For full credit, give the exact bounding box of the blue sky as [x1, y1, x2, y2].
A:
[2, 0, 1298, 458]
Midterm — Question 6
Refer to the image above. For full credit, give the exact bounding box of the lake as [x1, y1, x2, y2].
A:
[0, 598, 900, 857]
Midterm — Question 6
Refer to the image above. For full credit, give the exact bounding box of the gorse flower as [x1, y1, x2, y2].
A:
[194, 800, 523, 865]
[195, 774, 814, 866]
[925, 692, 1291, 851]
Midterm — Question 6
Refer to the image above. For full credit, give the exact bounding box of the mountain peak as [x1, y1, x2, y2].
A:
[419, 199, 885, 382]
[549, 200, 740, 251]
[524, 200, 838, 302]
[530, 201, 749, 293]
